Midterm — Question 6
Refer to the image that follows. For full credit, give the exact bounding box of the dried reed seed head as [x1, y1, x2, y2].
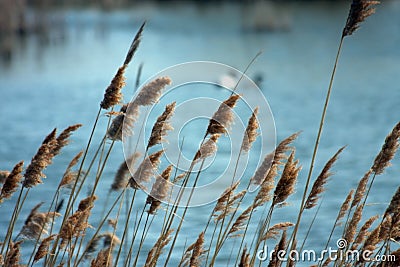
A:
[111, 152, 140, 191]
[100, 64, 126, 110]
[360, 225, 380, 262]
[91, 247, 112, 267]
[336, 189, 354, 225]
[385, 185, 400, 218]
[206, 94, 240, 135]
[129, 150, 164, 190]
[0, 161, 24, 202]
[351, 170, 372, 209]
[122, 103, 140, 138]
[228, 205, 253, 236]
[239, 247, 250, 267]
[344, 204, 364, 244]
[4, 240, 23, 267]
[241, 107, 259, 153]
[251, 152, 274, 186]
[60, 209, 93, 247]
[269, 231, 287, 267]
[262, 222, 295, 241]
[305, 146, 345, 209]
[84, 235, 103, 259]
[146, 165, 173, 214]
[107, 114, 125, 141]
[351, 215, 379, 250]
[0, 170, 10, 184]
[379, 215, 392, 241]
[33, 234, 57, 263]
[147, 102, 176, 149]
[23, 130, 59, 188]
[189, 232, 205, 267]
[19, 209, 61, 240]
[343, 0, 380, 37]
[272, 150, 301, 206]
[144, 229, 173, 267]
[124, 21, 146, 66]
[372, 122, 400, 175]
[42, 128, 57, 145]
[274, 132, 300, 163]
[213, 181, 240, 214]
[78, 195, 98, 212]
[214, 190, 247, 222]
[53, 124, 82, 156]
[133, 76, 172, 106]
[194, 134, 220, 162]
[101, 232, 121, 248]
[59, 151, 84, 188]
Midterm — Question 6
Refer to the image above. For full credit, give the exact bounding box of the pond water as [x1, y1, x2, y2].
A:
[1, 1, 400, 266]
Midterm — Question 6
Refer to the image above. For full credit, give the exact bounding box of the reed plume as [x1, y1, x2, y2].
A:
[102, 232, 121, 248]
[342, 0, 380, 37]
[91, 247, 112, 267]
[228, 205, 253, 236]
[0, 170, 10, 184]
[261, 222, 294, 241]
[111, 152, 140, 191]
[100, 22, 146, 110]
[58, 151, 84, 188]
[23, 129, 58, 188]
[18, 203, 61, 240]
[337, 189, 354, 225]
[250, 152, 274, 186]
[107, 114, 125, 141]
[206, 94, 240, 136]
[53, 124, 82, 156]
[344, 204, 364, 244]
[194, 134, 220, 162]
[268, 231, 287, 267]
[239, 247, 250, 267]
[4, 240, 22, 267]
[129, 150, 163, 190]
[0, 161, 23, 202]
[33, 234, 57, 263]
[189, 232, 205, 267]
[144, 229, 173, 267]
[241, 107, 259, 153]
[214, 190, 246, 222]
[146, 165, 172, 214]
[304, 146, 345, 209]
[272, 150, 301, 206]
[351, 215, 379, 250]
[385, 185, 400, 217]
[133, 77, 172, 106]
[147, 102, 176, 149]
[351, 170, 372, 209]
[371, 122, 400, 174]
[212, 181, 240, 216]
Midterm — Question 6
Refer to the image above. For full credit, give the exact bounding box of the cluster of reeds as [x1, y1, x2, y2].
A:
[2, 1, 400, 266]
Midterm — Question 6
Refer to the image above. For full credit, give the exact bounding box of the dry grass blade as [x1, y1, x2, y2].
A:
[342, 0, 380, 37]
[194, 134, 220, 162]
[206, 94, 240, 135]
[241, 107, 259, 153]
[23, 129, 58, 188]
[0, 161, 24, 202]
[33, 234, 57, 263]
[4, 240, 23, 267]
[304, 146, 345, 209]
[371, 122, 400, 174]
[147, 102, 176, 149]
[111, 152, 140, 191]
[272, 150, 301, 206]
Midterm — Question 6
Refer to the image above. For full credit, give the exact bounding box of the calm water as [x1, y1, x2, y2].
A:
[1, 1, 400, 266]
